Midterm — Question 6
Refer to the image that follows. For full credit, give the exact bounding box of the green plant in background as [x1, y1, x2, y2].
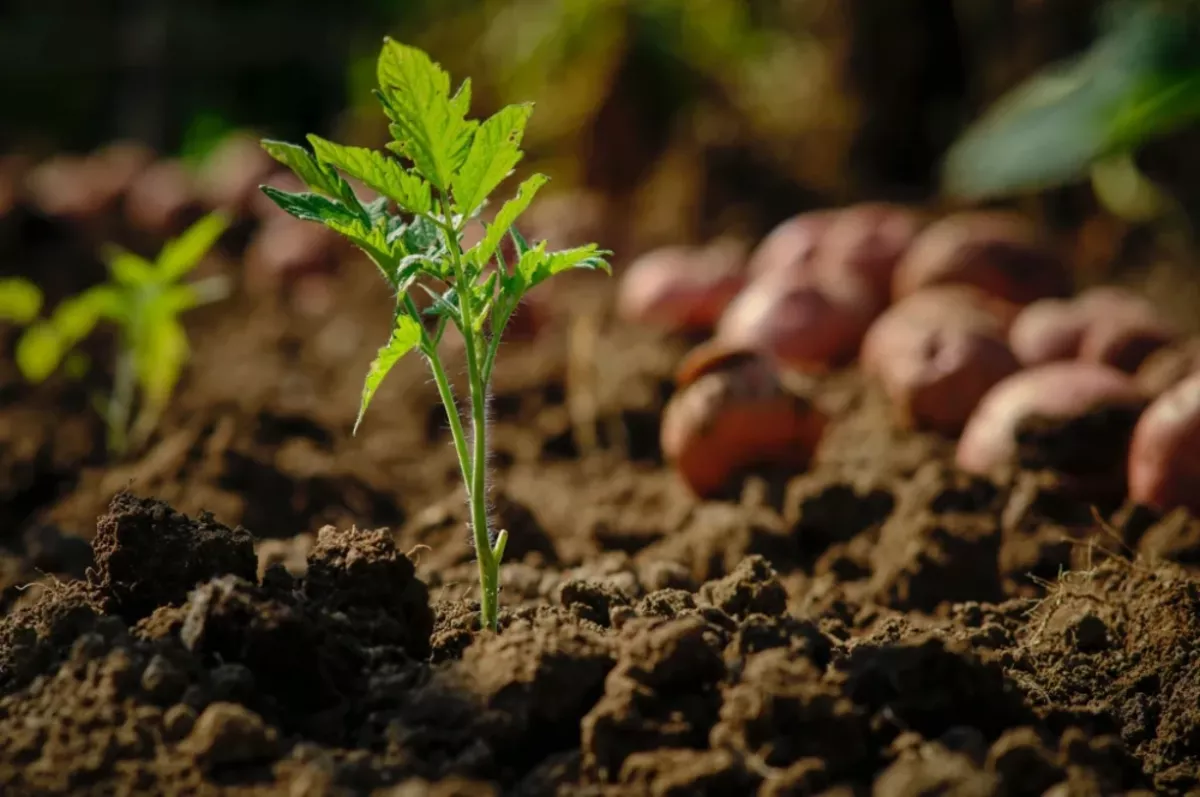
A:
[942, 0, 1200, 220]
[258, 40, 611, 632]
[0, 212, 230, 455]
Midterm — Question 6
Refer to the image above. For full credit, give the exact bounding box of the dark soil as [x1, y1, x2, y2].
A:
[4, 198, 1200, 796]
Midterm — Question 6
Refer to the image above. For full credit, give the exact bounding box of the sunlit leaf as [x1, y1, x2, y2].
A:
[51, 286, 124, 347]
[261, 139, 360, 207]
[517, 242, 610, 291]
[307, 135, 433, 215]
[134, 311, 189, 411]
[157, 211, 230, 280]
[15, 322, 63, 383]
[452, 103, 534, 218]
[103, 248, 157, 286]
[259, 188, 364, 228]
[469, 173, 549, 269]
[355, 311, 421, 434]
[0, 278, 43, 324]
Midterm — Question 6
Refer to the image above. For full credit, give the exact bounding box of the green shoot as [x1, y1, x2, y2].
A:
[0, 212, 231, 455]
[257, 39, 611, 632]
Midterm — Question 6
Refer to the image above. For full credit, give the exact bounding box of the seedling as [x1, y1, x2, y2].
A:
[0, 212, 230, 454]
[258, 40, 611, 632]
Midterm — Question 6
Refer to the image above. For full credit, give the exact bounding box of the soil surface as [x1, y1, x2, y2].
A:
[4, 197, 1200, 796]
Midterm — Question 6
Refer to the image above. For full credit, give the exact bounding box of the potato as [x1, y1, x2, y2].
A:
[244, 216, 338, 296]
[1128, 371, 1200, 514]
[862, 286, 1020, 434]
[811, 202, 925, 307]
[616, 239, 747, 333]
[1009, 288, 1178, 371]
[893, 211, 1070, 305]
[1136, 337, 1200, 396]
[661, 348, 826, 497]
[745, 210, 836, 283]
[125, 159, 203, 237]
[715, 269, 877, 373]
[956, 362, 1147, 485]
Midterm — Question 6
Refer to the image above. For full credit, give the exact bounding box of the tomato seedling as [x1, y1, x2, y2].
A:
[0, 212, 230, 454]
[258, 40, 611, 632]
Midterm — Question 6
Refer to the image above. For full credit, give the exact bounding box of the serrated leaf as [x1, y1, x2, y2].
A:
[0, 278, 43, 324]
[355, 311, 421, 434]
[157, 211, 230, 280]
[517, 243, 610, 290]
[261, 140, 350, 201]
[260, 187, 364, 229]
[470, 174, 549, 269]
[15, 322, 62, 383]
[134, 310, 189, 411]
[307, 135, 433, 215]
[103, 248, 157, 286]
[375, 39, 472, 190]
[418, 285, 462, 324]
[452, 103, 533, 218]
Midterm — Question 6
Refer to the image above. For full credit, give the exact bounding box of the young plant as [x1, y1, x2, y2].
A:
[0, 212, 230, 454]
[258, 39, 611, 632]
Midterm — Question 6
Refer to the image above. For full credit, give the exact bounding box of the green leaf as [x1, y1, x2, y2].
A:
[51, 286, 124, 347]
[15, 322, 62, 383]
[103, 248, 157, 286]
[134, 311, 189, 411]
[469, 173, 549, 269]
[157, 211, 230, 280]
[260, 187, 364, 228]
[355, 311, 421, 434]
[452, 103, 534, 218]
[307, 134, 433, 215]
[261, 139, 357, 205]
[0, 278, 43, 324]
[375, 39, 474, 190]
[517, 243, 610, 290]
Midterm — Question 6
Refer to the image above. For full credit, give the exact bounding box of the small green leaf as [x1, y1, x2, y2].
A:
[103, 248, 157, 286]
[0, 278, 43, 324]
[261, 139, 355, 203]
[157, 211, 230, 280]
[470, 173, 549, 269]
[518, 243, 610, 290]
[51, 286, 124, 347]
[355, 311, 421, 434]
[452, 103, 534, 218]
[375, 39, 473, 190]
[260, 187, 364, 228]
[307, 134, 433, 215]
[16, 323, 63, 383]
[134, 311, 189, 411]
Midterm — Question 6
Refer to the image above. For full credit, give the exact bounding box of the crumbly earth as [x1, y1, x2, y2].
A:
[4, 202, 1200, 796]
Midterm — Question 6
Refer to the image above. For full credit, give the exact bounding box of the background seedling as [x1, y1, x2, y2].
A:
[259, 39, 611, 632]
[0, 212, 230, 455]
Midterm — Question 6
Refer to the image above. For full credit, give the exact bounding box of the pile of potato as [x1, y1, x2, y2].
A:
[619, 204, 1200, 516]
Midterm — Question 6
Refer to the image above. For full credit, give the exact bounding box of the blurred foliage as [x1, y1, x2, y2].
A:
[943, 0, 1200, 204]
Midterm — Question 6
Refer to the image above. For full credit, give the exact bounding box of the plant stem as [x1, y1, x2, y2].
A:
[107, 343, 136, 456]
[437, 203, 501, 632]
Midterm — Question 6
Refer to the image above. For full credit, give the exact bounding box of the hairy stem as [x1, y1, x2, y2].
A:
[438, 201, 501, 632]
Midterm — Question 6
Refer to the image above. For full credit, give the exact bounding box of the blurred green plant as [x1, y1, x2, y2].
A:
[259, 39, 611, 632]
[943, 0, 1200, 220]
[0, 212, 230, 455]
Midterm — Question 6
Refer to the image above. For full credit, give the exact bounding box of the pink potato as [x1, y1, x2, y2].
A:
[861, 286, 1021, 434]
[1136, 337, 1200, 397]
[956, 362, 1147, 484]
[616, 239, 747, 334]
[1009, 288, 1178, 371]
[1128, 371, 1200, 514]
[661, 349, 826, 498]
[715, 268, 878, 374]
[893, 211, 1070, 306]
[810, 202, 926, 308]
[125, 159, 203, 237]
[746, 210, 838, 283]
[196, 133, 277, 217]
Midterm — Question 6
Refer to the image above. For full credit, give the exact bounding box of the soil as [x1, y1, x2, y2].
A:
[4, 198, 1200, 796]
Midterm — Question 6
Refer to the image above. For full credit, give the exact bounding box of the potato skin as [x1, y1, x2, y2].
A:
[1128, 371, 1200, 514]
[1008, 299, 1090, 366]
[862, 287, 1020, 434]
[893, 211, 1070, 305]
[812, 202, 925, 308]
[660, 354, 826, 498]
[616, 242, 746, 333]
[716, 271, 876, 373]
[956, 362, 1145, 478]
[1136, 337, 1200, 397]
[746, 210, 837, 283]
